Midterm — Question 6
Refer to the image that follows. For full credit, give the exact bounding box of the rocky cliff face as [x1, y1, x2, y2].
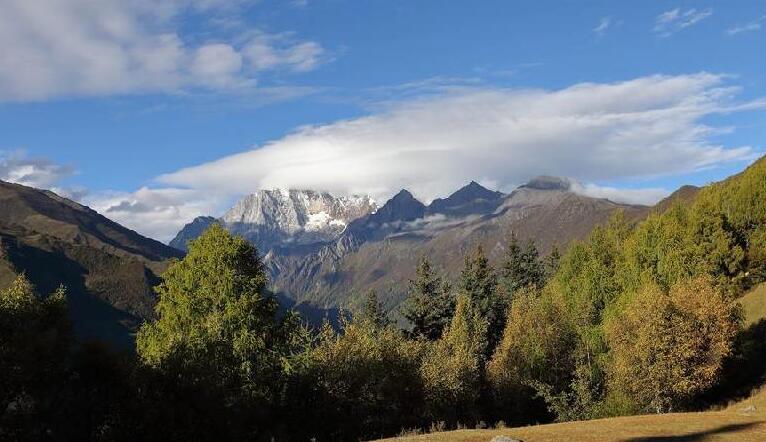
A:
[173, 189, 377, 253]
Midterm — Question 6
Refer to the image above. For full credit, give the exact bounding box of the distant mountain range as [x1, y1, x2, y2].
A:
[0, 180, 182, 347]
[173, 177, 650, 315]
[0, 173, 700, 345]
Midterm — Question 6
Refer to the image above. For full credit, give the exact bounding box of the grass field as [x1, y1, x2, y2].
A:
[740, 283, 766, 326]
[380, 390, 766, 441]
[378, 285, 766, 442]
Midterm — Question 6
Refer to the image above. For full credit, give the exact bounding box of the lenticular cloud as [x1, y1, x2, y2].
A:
[160, 73, 761, 203]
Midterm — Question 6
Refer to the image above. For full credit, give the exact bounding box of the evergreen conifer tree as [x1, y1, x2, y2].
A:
[402, 257, 455, 340]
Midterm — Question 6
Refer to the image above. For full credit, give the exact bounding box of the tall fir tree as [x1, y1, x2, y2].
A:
[360, 289, 391, 328]
[501, 232, 546, 294]
[420, 294, 488, 424]
[545, 246, 562, 280]
[460, 245, 502, 354]
[402, 257, 455, 340]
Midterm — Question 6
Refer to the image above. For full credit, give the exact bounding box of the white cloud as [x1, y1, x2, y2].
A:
[593, 17, 613, 36]
[244, 32, 327, 73]
[83, 187, 231, 243]
[0, 150, 74, 189]
[0, 0, 327, 101]
[191, 44, 248, 87]
[160, 73, 763, 208]
[8, 74, 765, 242]
[726, 16, 765, 35]
[654, 8, 713, 36]
[570, 182, 670, 206]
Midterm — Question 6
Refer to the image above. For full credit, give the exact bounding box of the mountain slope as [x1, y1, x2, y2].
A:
[169, 216, 218, 251]
[0, 180, 182, 346]
[266, 179, 648, 312]
[169, 179, 648, 316]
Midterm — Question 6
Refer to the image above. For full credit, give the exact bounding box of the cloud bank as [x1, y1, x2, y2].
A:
[0, 0, 327, 101]
[160, 73, 761, 206]
[6, 74, 763, 242]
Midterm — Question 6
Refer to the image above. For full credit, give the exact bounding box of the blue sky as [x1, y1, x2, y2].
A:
[0, 0, 764, 241]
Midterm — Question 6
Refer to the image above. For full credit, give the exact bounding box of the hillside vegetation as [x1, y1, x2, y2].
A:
[378, 282, 766, 441]
[1, 157, 765, 440]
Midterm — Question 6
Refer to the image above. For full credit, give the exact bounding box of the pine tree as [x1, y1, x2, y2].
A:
[360, 289, 391, 328]
[460, 245, 501, 354]
[501, 232, 546, 294]
[501, 232, 524, 290]
[545, 246, 561, 280]
[402, 257, 455, 340]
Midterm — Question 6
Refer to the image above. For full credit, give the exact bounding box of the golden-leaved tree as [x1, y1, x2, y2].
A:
[487, 287, 577, 422]
[605, 276, 740, 413]
[420, 294, 488, 425]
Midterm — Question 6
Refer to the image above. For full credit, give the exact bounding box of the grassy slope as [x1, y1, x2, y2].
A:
[740, 283, 766, 326]
[380, 393, 766, 441]
[378, 285, 766, 442]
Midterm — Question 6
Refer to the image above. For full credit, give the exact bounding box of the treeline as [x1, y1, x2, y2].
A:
[2, 157, 765, 441]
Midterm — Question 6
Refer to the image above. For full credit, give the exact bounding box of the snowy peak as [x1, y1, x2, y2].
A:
[221, 189, 376, 250]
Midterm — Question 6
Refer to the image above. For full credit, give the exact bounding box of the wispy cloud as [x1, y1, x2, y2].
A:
[593, 17, 616, 36]
[0, 0, 329, 102]
[654, 8, 713, 37]
[244, 31, 328, 73]
[726, 15, 766, 35]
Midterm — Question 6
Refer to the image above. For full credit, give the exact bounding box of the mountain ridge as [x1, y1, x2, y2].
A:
[0, 179, 182, 346]
[172, 177, 649, 315]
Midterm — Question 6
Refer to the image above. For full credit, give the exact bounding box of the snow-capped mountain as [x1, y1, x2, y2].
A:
[170, 189, 376, 252]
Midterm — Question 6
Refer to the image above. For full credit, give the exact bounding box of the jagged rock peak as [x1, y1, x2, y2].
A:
[521, 176, 572, 191]
[427, 181, 504, 217]
[448, 181, 503, 201]
[221, 189, 376, 232]
[391, 189, 418, 201]
[372, 189, 426, 223]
